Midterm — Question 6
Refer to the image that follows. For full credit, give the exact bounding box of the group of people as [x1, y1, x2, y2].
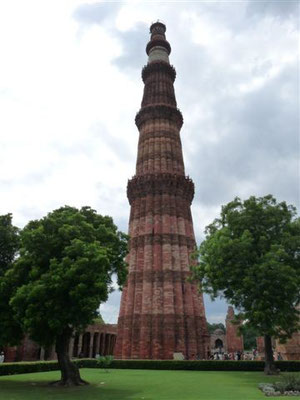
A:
[209, 348, 283, 361]
[210, 351, 243, 360]
[209, 348, 259, 361]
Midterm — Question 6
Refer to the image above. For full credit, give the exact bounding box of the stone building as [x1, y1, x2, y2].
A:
[210, 329, 226, 353]
[225, 306, 244, 353]
[275, 305, 300, 360]
[3, 323, 116, 362]
[114, 22, 209, 360]
[256, 335, 300, 361]
[256, 306, 300, 361]
[209, 307, 244, 355]
[275, 333, 300, 360]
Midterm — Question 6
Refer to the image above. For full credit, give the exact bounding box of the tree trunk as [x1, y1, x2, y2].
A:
[53, 328, 88, 386]
[263, 334, 277, 375]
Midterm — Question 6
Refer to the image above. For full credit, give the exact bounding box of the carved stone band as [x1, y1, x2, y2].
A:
[142, 61, 176, 83]
[126, 270, 191, 284]
[127, 173, 194, 204]
[129, 232, 196, 249]
[135, 104, 183, 129]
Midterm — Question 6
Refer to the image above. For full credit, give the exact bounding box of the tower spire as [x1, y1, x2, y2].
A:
[146, 22, 171, 64]
[114, 23, 209, 360]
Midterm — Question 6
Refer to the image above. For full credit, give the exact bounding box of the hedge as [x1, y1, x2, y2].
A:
[1, 359, 300, 376]
[109, 360, 300, 372]
[0, 359, 93, 376]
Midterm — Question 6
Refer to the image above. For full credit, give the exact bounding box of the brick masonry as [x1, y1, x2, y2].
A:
[275, 333, 300, 360]
[225, 306, 244, 353]
[114, 22, 210, 360]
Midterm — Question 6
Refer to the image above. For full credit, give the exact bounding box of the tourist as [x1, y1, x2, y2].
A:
[0, 351, 4, 363]
[277, 352, 283, 361]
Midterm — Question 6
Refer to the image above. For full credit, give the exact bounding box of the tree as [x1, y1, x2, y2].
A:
[0, 214, 23, 347]
[6, 206, 128, 386]
[0, 214, 19, 275]
[241, 325, 258, 351]
[206, 322, 226, 334]
[192, 195, 300, 374]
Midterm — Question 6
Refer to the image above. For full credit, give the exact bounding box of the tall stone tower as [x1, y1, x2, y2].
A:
[114, 22, 209, 360]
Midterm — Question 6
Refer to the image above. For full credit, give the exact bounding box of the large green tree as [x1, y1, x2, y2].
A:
[192, 195, 300, 374]
[6, 206, 128, 386]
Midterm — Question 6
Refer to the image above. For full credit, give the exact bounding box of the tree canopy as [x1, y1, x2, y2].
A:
[192, 195, 300, 373]
[0, 214, 19, 275]
[206, 322, 226, 334]
[0, 214, 23, 346]
[4, 206, 128, 385]
[241, 325, 258, 350]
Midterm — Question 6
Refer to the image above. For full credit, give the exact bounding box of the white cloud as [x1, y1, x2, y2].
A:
[0, 1, 298, 325]
[100, 290, 121, 324]
[207, 313, 227, 325]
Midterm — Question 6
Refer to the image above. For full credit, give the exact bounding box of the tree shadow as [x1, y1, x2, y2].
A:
[0, 379, 140, 399]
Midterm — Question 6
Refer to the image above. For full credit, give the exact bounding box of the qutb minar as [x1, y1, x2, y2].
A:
[114, 22, 210, 360]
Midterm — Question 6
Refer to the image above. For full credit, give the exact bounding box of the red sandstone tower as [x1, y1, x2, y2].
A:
[225, 306, 244, 354]
[114, 22, 209, 360]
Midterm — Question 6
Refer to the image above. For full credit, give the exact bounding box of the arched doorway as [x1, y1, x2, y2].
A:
[215, 339, 223, 349]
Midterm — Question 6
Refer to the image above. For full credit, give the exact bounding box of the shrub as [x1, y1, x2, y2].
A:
[96, 355, 114, 372]
[260, 373, 300, 396]
[273, 381, 287, 394]
[0, 361, 60, 376]
[283, 373, 300, 391]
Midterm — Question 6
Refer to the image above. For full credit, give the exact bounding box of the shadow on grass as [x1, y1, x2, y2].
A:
[0, 379, 139, 400]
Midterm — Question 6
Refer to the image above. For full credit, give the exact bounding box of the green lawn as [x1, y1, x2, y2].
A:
[0, 369, 280, 400]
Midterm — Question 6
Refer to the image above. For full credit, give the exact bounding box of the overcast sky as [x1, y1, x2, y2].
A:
[0, 1, 299, 324]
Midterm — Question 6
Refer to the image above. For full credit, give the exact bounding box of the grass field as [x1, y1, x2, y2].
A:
[0, 368, 280, 399]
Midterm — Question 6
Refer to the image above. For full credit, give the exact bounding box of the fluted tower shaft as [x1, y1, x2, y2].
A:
[115, 22, 209, 360]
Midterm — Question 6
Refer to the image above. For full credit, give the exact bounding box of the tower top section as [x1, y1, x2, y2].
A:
[146, 21, 171, 64]
[150, 21, 166, 36]
[226, 306, 235, 320]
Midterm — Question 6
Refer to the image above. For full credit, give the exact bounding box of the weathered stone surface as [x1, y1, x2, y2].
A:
[210, 329, 226, 352]
[276, 332, 300, 360]
[225, 306, 244, 353]
[127, 174, 194, 204]
[114, 22, 209, 360]
[275, 305, 300, 360]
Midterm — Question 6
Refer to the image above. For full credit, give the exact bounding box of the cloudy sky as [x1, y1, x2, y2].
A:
[0, 1, 298, 324]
